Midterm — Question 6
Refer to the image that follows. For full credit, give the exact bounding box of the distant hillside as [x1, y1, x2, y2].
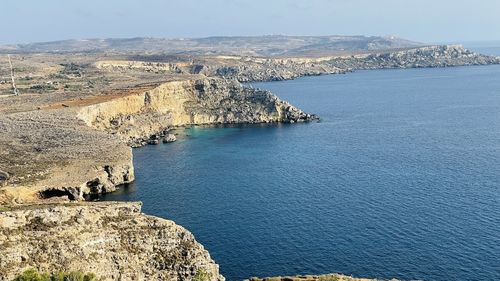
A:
[0, 35, 424, 56]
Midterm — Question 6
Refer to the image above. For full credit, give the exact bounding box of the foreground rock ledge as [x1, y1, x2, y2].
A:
[0, 201, 224, 281]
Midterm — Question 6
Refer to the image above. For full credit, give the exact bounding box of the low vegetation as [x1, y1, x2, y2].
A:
[12, 269, 96, 281]
[193, 269, 210, 281]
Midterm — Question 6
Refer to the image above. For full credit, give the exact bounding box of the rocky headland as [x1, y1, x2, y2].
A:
[0, 202, 223, 281]
[0, 36, 499, 280]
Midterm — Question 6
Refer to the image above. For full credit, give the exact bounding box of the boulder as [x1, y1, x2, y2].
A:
[163, 134, 177, 143]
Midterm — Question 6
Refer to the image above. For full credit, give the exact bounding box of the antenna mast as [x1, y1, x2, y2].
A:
[8, 55, 20, 96]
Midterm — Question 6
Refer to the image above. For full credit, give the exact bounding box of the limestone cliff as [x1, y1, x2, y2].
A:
[0, 202, 223, 281]
[77, 78, 316, 146]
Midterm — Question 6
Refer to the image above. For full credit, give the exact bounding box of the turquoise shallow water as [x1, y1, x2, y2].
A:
[104, 64, 500, 281]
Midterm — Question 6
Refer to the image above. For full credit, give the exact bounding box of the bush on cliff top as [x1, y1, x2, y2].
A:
[13, 269, 96, 281]
[193, 269, 210, 281]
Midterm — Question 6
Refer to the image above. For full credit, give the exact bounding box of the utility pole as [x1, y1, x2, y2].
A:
[8, 54, 20, 96]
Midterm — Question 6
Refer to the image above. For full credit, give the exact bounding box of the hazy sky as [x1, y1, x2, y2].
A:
[2, 0, 499, 44]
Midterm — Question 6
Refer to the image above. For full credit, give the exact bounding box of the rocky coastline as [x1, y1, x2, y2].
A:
[1, 42, 499, 280]
[0, 77, 316, 205]
[95, 45, 500, 83]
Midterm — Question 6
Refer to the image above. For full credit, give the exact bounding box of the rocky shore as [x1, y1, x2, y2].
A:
[1, 40, 499, 280]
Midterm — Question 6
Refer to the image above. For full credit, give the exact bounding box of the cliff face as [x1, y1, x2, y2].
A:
[77, 78, 316, 146]
[0, 202, 223, 281]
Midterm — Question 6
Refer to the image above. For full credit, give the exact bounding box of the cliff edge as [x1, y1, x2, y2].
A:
[0, 202, 224, 281]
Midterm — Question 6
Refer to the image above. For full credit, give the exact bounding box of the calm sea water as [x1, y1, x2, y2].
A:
[104, 61, 500, 280]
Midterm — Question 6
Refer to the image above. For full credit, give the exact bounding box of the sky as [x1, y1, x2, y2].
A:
[1, 0, 500, 44]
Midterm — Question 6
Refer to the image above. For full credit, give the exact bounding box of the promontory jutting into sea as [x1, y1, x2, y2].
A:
[1, 5, 500, 280]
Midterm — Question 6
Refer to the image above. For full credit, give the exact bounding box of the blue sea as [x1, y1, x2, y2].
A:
[104, 49, 500, 281]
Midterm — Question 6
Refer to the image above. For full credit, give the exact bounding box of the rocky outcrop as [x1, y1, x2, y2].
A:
[327, 44, 500, 71]
[164, 134, 177, 143]
[77, 78, 317, 146]
[0, 202, 224, 281]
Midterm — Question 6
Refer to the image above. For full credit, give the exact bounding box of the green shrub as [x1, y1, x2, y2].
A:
[29, 84, 58, 92]
[12, 269, 96, 281]
[193, 269, 210, 281]
[13, 269, 50, 281]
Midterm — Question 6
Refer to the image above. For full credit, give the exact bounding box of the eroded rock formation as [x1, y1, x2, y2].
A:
[78, 79, 316, 146]
[0, 202, 223, 281]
